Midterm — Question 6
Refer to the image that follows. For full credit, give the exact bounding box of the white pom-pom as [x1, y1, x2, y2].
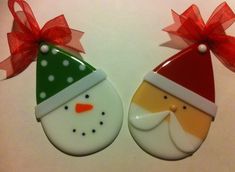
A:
[40, 44, 49, 53]
[198, 44, 208, 53]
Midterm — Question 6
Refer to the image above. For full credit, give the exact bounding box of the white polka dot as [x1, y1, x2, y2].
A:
[79, 64, 86, 71]
[48, 75, 55, 82]
[41, 60, 48, 67]
[63, 60, 70, 66]
[67, 77, 74, 83]
[40, 92, 46, 99]
[52, 48, 59, 55]
[40, 44, 49, 53]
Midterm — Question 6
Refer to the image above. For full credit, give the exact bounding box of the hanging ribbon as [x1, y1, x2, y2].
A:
[163, 2, 235, 72]
[0, 0, 84, 80]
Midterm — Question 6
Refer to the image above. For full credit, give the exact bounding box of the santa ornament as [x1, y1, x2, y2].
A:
[0, 0, 123, 156]
[128, 2, 235, 160]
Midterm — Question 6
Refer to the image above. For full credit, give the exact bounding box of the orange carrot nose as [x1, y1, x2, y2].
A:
[75, 103, 93, 113]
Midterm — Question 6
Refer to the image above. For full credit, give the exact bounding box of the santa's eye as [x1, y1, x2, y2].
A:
[85, 94, 90, 99]
[64, 106, 68, 110]
[183, 106, 187, 110]
[164, 95, 168, 99]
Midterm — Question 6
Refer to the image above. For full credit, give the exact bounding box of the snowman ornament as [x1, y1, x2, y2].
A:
[35, 43, 123, 156]
[0, 0, 123, 156]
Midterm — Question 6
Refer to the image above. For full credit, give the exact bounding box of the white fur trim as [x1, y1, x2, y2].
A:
[35, 69, 106, 120]
[144, 71, 217, 118]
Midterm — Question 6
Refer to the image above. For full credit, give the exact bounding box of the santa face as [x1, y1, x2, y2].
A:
[128, 81, 213, 160]
[40, 79, 123, 156]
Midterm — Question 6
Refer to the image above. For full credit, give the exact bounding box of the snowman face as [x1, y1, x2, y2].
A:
[129, 81, 212, 160]
[40, 79, 123, 156]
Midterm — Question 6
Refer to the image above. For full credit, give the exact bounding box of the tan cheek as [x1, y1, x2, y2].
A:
[175, 105, 213, 140]
[132, 89, 170, 112]
[132, 81, 213, 140]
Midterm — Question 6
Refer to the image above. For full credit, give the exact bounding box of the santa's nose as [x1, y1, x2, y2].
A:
[170, 104, 177, 112]
[75, 103, 93, 113]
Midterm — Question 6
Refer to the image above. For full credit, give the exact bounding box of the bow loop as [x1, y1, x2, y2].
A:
[163, 7, 205, 44]
[163, 2, 235, 72]
[8, 0, 40, 35]
[206, 2, 235, 35]
[40, 15, 72, 45]
[181, 5, 205, 30]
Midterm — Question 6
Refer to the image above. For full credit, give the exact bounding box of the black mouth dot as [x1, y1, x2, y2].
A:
[92, 129, 96, 133]
[85, 94, 89, 99]
[99, 121, 103, 125]
[82, 132, 86, 136]
[72, 129, 76, 133]
[101, 112, 105, 116]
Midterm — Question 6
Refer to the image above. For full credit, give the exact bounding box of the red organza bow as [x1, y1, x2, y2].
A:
[0, 0, 84, 79]
[163, 2, 235, 72]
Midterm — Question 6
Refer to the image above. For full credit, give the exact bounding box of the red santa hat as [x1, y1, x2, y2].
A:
[144, 44, 217, 118]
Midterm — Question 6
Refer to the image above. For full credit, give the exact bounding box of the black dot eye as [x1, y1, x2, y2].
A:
[164, 96, 168, 99]
[92, 129, 96, 133]
[64, 106, 68, 110]
[183, 106, 187, 110]
[85, 94, 89, 99]
[101, 112, 105, 116]
[72, 129, 76, 133]
[100, 121, 103, 125]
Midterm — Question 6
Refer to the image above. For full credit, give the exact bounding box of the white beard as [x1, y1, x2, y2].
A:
[129, 103, 202, 160]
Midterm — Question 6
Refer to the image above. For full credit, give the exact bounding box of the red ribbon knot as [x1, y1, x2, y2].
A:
[0, 0, 84, 79]
[163, 2, 235, 72]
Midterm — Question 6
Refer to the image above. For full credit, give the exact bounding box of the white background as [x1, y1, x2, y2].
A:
[0, 0, 235, 171]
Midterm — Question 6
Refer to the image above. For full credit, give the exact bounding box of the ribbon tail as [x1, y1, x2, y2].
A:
[210, 35, 235, 72]
[0, 49, 37, 80]
[0, 56, 14, 80]
[160, 33, 194, 50]
[66, 29, 85, 53]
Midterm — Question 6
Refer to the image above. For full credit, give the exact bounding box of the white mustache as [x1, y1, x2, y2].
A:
[130, 110, 199, 153]
[130, 111, 175, 131]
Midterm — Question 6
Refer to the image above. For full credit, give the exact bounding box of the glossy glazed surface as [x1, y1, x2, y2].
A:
[41, 79, 123, 156]
[129, 81, 212, 160]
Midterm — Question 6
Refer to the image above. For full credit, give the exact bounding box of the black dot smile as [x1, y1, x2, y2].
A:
[69, 110, 106, 137]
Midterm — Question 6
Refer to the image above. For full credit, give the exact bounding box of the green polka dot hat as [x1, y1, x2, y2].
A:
[35, 43, 106, 120]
